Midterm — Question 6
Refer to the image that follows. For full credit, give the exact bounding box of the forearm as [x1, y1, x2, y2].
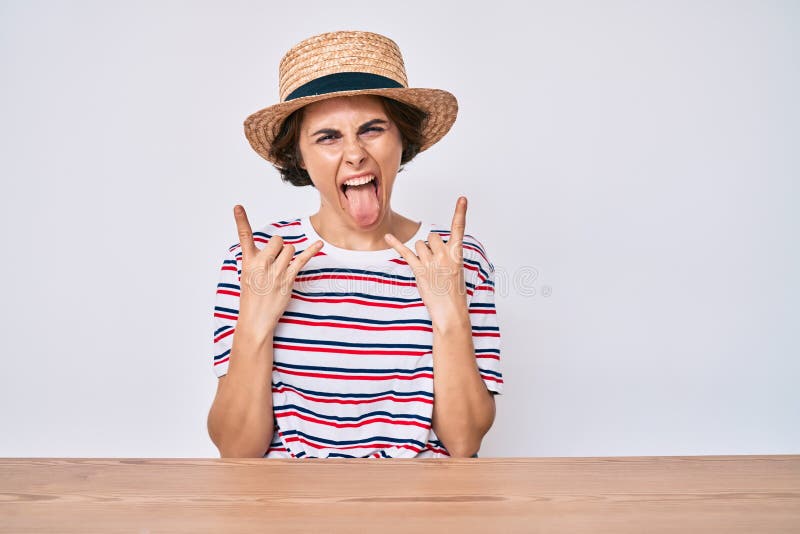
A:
[207, 331, 275, 458]
[431, 310, 496, 457]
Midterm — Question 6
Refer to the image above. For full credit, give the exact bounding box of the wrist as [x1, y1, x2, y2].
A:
[232, 324, 275, 353]
[431, 308, 471, 335]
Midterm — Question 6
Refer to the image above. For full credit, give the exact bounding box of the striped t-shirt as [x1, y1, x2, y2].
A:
[211, 215, 503, 458]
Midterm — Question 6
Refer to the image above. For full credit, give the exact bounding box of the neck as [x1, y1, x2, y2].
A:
[310, 205, 419, 251]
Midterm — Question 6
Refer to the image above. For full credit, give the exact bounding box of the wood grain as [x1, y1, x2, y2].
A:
[1, 456, 798, 533]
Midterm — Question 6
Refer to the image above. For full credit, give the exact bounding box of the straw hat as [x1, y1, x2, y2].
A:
[243, 30, 459, 165]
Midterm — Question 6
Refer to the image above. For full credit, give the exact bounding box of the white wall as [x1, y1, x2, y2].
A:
[1, 0, 797, 457]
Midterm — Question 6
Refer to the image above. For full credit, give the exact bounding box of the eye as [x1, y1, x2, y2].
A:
[362, 126, 384, 134]
[315, 133, 340, 144]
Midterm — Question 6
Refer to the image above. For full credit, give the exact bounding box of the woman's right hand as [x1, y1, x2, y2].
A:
[232, 204, 323, 343]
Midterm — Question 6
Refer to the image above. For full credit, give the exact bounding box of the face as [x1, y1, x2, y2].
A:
[297, 95, 404, 229]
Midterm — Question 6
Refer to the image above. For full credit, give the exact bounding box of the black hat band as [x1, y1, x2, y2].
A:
[285, 72, 404, 102]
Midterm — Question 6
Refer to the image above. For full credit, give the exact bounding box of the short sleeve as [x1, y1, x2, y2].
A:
[463, 237, 504, 395]
[211, 245, 242, 378]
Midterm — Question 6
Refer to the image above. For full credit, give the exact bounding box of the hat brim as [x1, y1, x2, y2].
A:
[243, 87, 458, 165]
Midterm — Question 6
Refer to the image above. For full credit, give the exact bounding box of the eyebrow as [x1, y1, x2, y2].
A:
[309, 118, 389, 137]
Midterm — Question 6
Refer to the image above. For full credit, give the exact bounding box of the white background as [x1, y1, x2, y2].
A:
[1, 0, 797, 457]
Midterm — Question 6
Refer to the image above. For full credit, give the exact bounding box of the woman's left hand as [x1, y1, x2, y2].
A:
[384, 196, 471, 329]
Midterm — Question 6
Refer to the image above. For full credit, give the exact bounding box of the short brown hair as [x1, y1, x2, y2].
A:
[268, 96, 428, 187]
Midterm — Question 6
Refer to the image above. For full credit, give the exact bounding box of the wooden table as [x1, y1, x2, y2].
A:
[1, 456, 798, 533]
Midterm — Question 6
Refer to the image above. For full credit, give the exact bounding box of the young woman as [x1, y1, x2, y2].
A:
[207, 31, 503, 458]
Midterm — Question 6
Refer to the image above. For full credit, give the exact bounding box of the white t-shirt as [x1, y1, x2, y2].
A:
[211, 215, 503, 458]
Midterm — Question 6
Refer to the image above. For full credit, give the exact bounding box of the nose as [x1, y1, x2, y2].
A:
[343, 136, 367, 167]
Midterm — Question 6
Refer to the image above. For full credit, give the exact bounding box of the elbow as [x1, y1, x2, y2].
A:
[210, 435, 271, 459]
[447, 442, 480, 458]
[218, 445, 268, 458]
[207, 410, 271, 459]
[439, 400, 496, 458]
[445, 436, 482, 458]
[211, 428, 271, 458]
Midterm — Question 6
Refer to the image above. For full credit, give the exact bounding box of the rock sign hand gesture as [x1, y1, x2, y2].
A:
[232, 205, 324, 341]
[384, 196, 471, 328]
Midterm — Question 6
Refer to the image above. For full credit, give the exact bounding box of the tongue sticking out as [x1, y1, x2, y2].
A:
[343, 181, 380, 226]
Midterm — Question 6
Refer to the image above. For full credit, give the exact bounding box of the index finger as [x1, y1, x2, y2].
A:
[449, 196, 467, 247]
[233, 205, 259, 259]
[384, 233, 422, 270]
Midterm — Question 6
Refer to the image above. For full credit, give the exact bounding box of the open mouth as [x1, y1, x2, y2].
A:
[338, 173, 383, 224]
[341, 174, 380, 199]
